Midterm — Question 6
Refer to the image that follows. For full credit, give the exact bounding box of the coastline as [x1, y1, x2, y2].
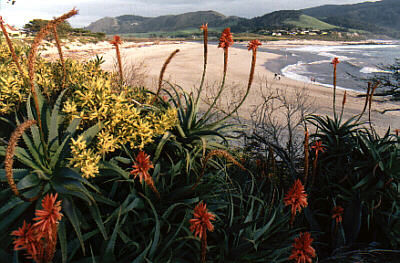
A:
[43, 39, 400, 134]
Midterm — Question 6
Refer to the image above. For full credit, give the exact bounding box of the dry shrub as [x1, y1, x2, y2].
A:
[113, 52, 147, 87]
[247, 80, 315, 175]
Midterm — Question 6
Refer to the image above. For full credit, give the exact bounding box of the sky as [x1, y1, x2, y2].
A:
[0, 0, 381, 28]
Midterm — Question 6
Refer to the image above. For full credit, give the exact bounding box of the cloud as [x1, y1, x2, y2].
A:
[0, 0, 370, 28]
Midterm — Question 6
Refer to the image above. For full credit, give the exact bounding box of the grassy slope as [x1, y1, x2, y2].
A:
[284, 14, 337, 30]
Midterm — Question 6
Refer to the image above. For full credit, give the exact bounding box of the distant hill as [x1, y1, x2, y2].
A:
[86, 1, 400, 38]
[230, 10, 338, 32]
[303, 0, 400, 37]
[86, 10, 242, 34]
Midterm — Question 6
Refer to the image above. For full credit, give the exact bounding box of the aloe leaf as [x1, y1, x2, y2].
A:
[103, 207, 121, 261]
[140, 193, 160, 259]
[63, 197, 85, 254]
[50, 134, 71, 169]
[0, 203, 31, 233]
[48, 89, 68, 151]
[58, 219, 68, 263]
[153, 131, 173, 163]
[81, 122, 103, 145]
[88, 203, 108, 240]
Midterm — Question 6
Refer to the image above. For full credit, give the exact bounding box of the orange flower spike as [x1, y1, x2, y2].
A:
[311, 141, 325, 156]
[218, 27, 234, 49]
[332, 205, 344, 224]
[395, 129, 399, 136]
[11, 221, 37, 252]
[110, 35, 122, 46]
[33, 193, 63, 240]
[131, 151, 160, 198]
[284, 179, 308, 224]
[130, 151, 154, 183]
[189, 201, 216, 239]
[331, 57, 340, 67]
[247, 39, 262, 52]
[190, 201, 216, 263]
[200, 23, 208, 31]
[289, 232, 316, 263]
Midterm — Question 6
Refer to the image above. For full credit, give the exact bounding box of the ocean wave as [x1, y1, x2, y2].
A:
[281, 61, 355, 92]
[360, 66, 392, 74]
[317, 52, 350, 60]
[286, 44, 399, 53]
[308, 60, 331, 65]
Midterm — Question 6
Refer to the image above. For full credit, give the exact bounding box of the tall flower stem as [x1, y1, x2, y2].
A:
[0, 17, 24, 78]
[218, 39, 261, 123]
[368, 82, 379, 130]
[333, 65, 337, 116]
[27, 9, 78, 161]
[52, 24, 66, 90]
[5, 120, 42, 202]
[110, 35, 124, 86]
[339, 90, 347, 121]
[196, 24, 208, 105]
[331, 58, 340, 117]
[199, 28, 233, 123]
[152, 49, 180, 104]
[201, 229, 207, 263]
[304, 129, 309, 184]
[116, 44, 123, 85]
[356, 82, 372, 122]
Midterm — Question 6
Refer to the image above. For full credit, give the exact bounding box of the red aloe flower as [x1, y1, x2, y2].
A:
[190, 201, 216, 239]
[284, 179, 308, 225]
[395, 129, 399, 136]
[247, 39, 262, 52]
[190, 201, 216, 263]
[200, 23, 208, 31]
[131, 151, 154, 183]
[11, 221, 38, 253]
[131, 151, 160, 198]
[331, 57, 340, 67]
[33, 193, 63, 241]
[110, 35, 122, 46]
[218, 28, 233, 49]
[289, 232, 316, 263]
[311, 141, 325, 156]
[332, 205, 344, 224]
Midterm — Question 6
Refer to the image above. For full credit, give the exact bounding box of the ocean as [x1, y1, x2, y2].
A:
[259, 41, 400, 92]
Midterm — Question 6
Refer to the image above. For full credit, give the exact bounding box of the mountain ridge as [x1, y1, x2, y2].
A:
[86, 0, 400, 37]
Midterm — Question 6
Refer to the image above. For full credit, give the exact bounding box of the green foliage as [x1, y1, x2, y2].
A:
[24, 19, 73, 36]
[305, 114, 400, 257]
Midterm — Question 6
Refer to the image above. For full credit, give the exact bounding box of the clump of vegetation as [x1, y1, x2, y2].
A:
[0, 7, 399, 263]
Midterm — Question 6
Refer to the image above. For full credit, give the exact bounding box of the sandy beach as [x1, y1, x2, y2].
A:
[44, 40, 400, 134]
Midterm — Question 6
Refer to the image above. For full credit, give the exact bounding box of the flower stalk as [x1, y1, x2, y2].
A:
[110, 35, 124, 85]
[52, 24, 66, 90]
[152, 49, 180, 104]
[0, 16, 24, 77]
[196, 24, 208, 105]
[190, 202, 215, 263]
[304, 129, 309, 184]
[331, 57, 340, 117]
[27, 8, 78, 161]
[5, 120, 41, 202]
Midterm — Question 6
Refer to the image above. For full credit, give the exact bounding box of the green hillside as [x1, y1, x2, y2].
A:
[230, 10, 339, 32]
[303, 0, 400, 37]
[86, 10, 242, 34]
[284, 14, 337, 30]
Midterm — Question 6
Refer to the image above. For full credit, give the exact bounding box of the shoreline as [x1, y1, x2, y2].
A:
[42, 39, 400, 134]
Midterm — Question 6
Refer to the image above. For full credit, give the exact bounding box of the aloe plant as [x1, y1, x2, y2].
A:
[0, 88, 107, 262]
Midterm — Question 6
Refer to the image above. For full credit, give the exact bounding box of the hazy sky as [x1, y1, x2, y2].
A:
[0, 0, 380, 28]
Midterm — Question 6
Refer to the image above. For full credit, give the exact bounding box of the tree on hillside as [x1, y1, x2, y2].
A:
[23, 19, 73, 35]
[371, 59, 400, 102]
